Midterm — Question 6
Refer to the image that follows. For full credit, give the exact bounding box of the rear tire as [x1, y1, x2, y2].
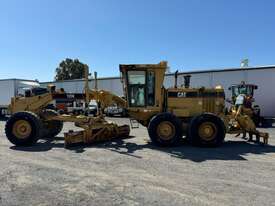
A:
[148, 113, 182, 146]
[5, 111, 41, 146]
[189, 113, 225, 147]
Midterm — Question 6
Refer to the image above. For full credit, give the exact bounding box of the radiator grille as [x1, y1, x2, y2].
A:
[203, 98, 216, 113]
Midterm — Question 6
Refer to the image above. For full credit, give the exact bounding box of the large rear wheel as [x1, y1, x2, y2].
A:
[148, 113, 182, 146]
[189, 113, 225, 147]
[5, 111, 41, 146]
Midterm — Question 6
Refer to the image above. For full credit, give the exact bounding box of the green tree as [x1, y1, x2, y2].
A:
[55, 58, 89, 81]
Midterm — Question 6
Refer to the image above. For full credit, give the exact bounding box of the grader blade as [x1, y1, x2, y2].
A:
[64, 124, 130, 147]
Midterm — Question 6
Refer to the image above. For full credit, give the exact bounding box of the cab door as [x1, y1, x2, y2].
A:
[127, 70, 146, 107]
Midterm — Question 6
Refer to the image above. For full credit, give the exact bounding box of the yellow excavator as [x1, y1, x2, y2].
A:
[5, 69, 129, 147]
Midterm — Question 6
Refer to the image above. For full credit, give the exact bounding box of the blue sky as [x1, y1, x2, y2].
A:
[0, 0, 274, 81]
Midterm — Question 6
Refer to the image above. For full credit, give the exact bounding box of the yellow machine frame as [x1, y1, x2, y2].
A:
[5, 61, 269, 149]
[120, 61, 268, 146]
[5, 68, 129, 147]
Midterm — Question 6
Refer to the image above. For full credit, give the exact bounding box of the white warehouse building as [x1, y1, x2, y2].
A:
[41, 65, 275, 117]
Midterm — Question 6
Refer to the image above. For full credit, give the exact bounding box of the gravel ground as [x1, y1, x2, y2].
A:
[0, 117, 275, 206]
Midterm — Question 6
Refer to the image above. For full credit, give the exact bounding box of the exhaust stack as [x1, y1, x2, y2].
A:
[184, 75, 191, 88]
[174, 70, 178, 88]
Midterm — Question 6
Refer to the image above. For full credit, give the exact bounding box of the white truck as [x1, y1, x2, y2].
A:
[65, 100, 98, 116]
[0, 79, 40, 117]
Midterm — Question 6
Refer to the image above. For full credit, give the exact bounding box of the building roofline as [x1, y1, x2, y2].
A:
[169, 65, 275, 76]
[40, 65, 275, 84]
[0, 78, 38, 82]
[41, 76, 120, 84]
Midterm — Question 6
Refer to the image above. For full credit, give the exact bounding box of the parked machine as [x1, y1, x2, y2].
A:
[228, 82, 261, 126]
[5, 69, 129, 147]
[120, 61, 268, 146]
[4, 61, 269, 148]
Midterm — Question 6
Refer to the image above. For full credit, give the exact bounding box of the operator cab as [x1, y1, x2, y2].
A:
[120, 61, 167, 109]
[126, 70, 155, 107]
[229, 82, 258, 99]
[228, 82, 258, 108]
[18, 87, 48, 97]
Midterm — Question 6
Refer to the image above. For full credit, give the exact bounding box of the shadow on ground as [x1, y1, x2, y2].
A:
[10, 135, 275, 162]
[99, 138, 275, 162]
[10, 136, 65, 152]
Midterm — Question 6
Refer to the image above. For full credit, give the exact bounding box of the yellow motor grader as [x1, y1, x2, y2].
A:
[5, 61, 269, 148]
[119, 61, 269, 146]
[5, 69, 130, 147]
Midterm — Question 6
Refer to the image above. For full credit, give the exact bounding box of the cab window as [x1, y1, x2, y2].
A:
[128, 71, 146, 107]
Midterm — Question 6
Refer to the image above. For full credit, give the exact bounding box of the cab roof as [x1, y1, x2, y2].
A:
[119, 61, 168, 72]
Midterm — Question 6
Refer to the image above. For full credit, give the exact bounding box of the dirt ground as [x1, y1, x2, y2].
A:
[0, 117, 275, 206]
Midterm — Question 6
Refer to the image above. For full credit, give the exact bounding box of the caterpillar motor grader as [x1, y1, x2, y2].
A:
[119, 61, 269, 146]
[5, 61, 269, 148]
[5, 69, 130, 147]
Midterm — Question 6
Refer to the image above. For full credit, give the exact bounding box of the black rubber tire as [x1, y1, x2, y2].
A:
[5, 111, 41, 146]
[148, 113, 183, 147]
[40, 109, 63, 138]
[188, 113, 225, 147]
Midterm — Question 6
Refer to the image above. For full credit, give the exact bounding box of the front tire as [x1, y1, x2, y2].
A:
[5, 111, 41, 146]
[189, 113, 225, 147]
[148, 113, 182, 146]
